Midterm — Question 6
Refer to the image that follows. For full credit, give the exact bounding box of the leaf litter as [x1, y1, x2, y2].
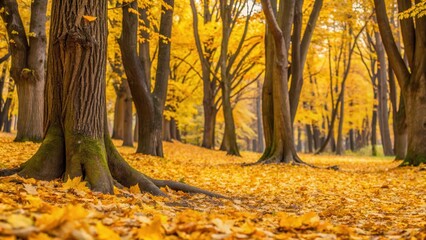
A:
[0, 133, 425, 239]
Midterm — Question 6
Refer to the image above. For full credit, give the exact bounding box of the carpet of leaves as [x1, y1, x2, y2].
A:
[0, 133, 425, 239]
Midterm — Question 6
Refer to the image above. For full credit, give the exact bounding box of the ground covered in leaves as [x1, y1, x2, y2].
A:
[0, 133, 425, 239]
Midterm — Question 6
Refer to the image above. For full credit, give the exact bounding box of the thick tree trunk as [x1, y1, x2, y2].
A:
[371, 104, 378, 156]
[254, 0, 307, 165]
[403, 64, 426, 166]
[374, 0, 426, 165]
[0, 0, 47, 142]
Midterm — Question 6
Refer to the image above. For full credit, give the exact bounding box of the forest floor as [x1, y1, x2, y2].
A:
[0, 133, 425, 240]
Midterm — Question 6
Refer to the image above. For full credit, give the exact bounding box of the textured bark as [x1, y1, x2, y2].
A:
[0, 0, 47, 142]
[0, 0, 223, 198]
[219, 0, 240, 156]
[120, 0, 173, 157]
[255, 0, 307, 165]
[162, 117, 172, 142]
[122, 80, 133, 147]
[289, 0, 323, 123]
[374, 31, 393, 156]
[112, 82, 125, 139]
[374, 0, 426, 165]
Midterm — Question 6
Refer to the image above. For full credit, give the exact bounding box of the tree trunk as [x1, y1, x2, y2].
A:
[133, 115, 139, 142]
[305, 124, 313, 153]
[374, 31, 393, 156]
[122, 80, 133, 147]
[374, 0, 426, 165]
[255, 0, 306, 165]
[162, 117, 172, 142]
[394, 98, 407, 159]
[120, 0, 174, 157]
[112, 83, 125, 139]
[256, 79, 264, 153]
[190, 0, 218, 150]
[0, 79, 14, 131]
[0, 0, 47, 142]
[336, 87, 345, 155]
[349, 129, 355, 152]
[371, 103, 378, 156]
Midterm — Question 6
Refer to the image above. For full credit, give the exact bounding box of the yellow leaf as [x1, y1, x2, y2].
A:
[83, 15, 97, 22]
[137, 216, 163, 240]
[96, 222, 121, 240]
[23, 183, 38, 195]
[36, 205, 88, 231]
[63, 176, 89, 192]
[129, 184, 141, 194]
[7, 214, 33, 228]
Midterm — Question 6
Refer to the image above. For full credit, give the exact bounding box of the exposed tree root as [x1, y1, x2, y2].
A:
[105, 136, 226, 198]
[0, 167, 22, 177]
[242, 152, 339, 171]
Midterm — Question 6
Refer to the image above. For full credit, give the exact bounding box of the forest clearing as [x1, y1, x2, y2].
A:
[0, 133, 425, 239]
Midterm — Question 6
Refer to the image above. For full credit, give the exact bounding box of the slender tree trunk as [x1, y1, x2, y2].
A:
[190, 0, 218, 150]
[112, 83, 125, 139]
[122, 80, 133, 147]
[375, 31, 393, 156]
[371, 103, 378, 156]
[349, 129, 355, 152]
[305, 124, 313, 153]
[336, 87, 345, 155]
[256, 79, 264, 153]
[120, 0, 174, 157]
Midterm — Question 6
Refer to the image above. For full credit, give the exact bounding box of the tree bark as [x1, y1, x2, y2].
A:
[255, 0, 306, 165]
[120, 0, 174, 157]
[336, 87, 345, 155]
[219, 0, 241, 156]
[374, 31, 393, 156]
[112, 82, 125, 139]
[190, 0, 218, 150]
[122, 79, 133, 147]
[0, 0, 47, 142]
[374, 0, 426, 165]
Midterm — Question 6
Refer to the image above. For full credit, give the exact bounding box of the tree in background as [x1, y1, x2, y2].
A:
[374, 0, 426, 165]
[120, 0, 173, 157]
[0, 0, 47, 142]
